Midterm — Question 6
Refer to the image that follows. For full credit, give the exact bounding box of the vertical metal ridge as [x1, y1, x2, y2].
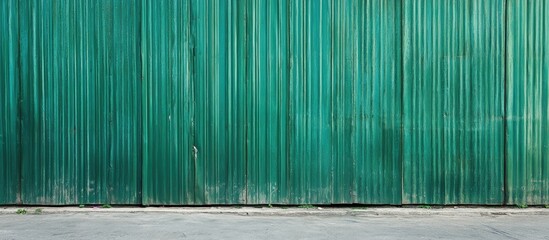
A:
[503, 0, 509, 205]
[285, 0, 292, 204]
[400, 0, 406, 205]
[16, 0, 23, 205]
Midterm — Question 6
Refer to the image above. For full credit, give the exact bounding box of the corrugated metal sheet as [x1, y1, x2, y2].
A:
[141, 0, 201, 205]
[246, 0, 290, 204]
[142, 0, 402, 205]
[145, 0, 404, 205]
[141, 0, 251, 205]
[192, 0, 248, 204]
[402, 0, 505, 204]
[1, 0, 548, 205]
[286, 0, 402, 204]
[0, 0, 20, 204]
[18, 0, 141, 204]
[507, 0, 549, 205]
[348, 0, 402, 204]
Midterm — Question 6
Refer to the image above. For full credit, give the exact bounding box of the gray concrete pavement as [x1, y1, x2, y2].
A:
[0, 208, 548, 239]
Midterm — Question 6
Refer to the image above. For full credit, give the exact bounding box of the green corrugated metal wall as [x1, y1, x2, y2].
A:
[0, 0, 548, 205]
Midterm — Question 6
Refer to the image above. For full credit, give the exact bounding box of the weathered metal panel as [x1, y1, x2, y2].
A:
[287, 0, 332, 204]
[350, 0, 402, 204]
[18, 0, 141, 205]
[246, 0, 290, 204]
[403, 0, 505, 204]
[143, 0, 251, 205]
[287, 0, 402, 204]
[141, 0, 402, 205]
[0, 0, 20, 204]
[506, 0, 549, 205]
[141, 0, 196, 205]
[192, 0, 248, 204]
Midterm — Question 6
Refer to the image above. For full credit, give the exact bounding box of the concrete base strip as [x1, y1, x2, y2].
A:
[1, 207, 548, 216]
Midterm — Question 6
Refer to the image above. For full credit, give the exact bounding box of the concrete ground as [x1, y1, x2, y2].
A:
[0, 207, 548, 240]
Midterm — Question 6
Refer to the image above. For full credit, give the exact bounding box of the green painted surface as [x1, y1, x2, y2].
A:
[141, 0, 196, 205]
[506, 0, 549, 205]
[143, 0, 402, 205]
[192, 0, 248, 204]
[402, 0, 506, 204]
[0, 0, 20, 204]
[287, 0, 402, 204]
[18, 0, 141, 204]
[350, 0, 402, 204]
[246, 0, 290, 204]
[0, 0, 548, 205]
